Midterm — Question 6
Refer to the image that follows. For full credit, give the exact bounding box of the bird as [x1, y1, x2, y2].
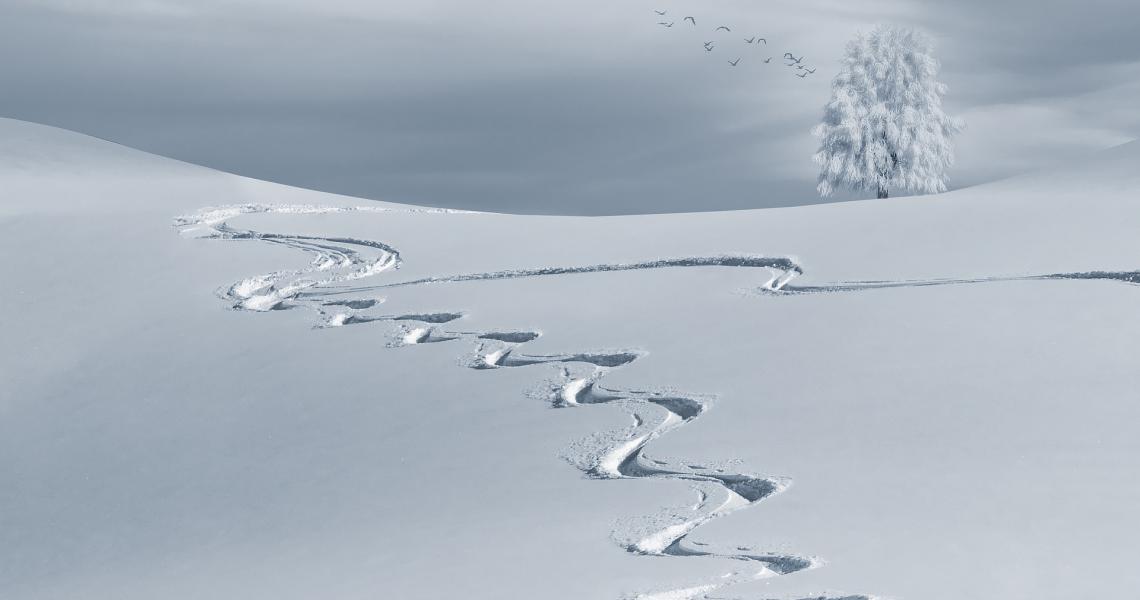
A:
[757, 38, 767, 45]
[796, 72, 809, 78]
[704, 41, 715, 49]
[655, 9, 667, 15]
[745, 37, 755, 44]
[728, 58, 741, 66]
[658, 21, 674, 27]
[684, 16, 696, 25]
[783, 52, 795, 59]
[803, 68, 816, 74]
[715, 25, 731, 32]
[704, 43, 715, 52]
[784, 53, 804, 64]
[763, 57, 772, 63]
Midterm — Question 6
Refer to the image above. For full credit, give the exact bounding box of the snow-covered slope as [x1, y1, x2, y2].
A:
[3, 118, 1139, 600]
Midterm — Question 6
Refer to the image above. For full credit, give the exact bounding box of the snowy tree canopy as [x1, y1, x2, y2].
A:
[812, 25, 963, 199]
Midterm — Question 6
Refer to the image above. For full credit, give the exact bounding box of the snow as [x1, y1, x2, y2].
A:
[635, 582, 721, 600]
[3, 117, 1140, 600]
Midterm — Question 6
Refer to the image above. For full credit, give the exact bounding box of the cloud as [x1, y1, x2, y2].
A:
[0, 0, 1137, 214]
[24, 0, 204, 19]
[954, 103, 1134, 186]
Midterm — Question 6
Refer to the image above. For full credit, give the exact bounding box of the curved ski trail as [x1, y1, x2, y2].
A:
[175, 204, 1138, 598]
[175, 204, 829, 599]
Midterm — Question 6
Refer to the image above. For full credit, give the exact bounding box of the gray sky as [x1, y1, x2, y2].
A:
[2, 0, 1138, 214]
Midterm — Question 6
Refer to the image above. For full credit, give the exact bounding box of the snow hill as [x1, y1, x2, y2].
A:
[3, 117, 1139, 600]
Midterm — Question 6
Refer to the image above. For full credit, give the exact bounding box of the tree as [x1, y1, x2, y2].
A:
[812, 25, 963, 199]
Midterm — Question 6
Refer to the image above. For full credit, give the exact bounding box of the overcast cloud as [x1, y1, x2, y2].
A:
[2, 0, 1138, 214]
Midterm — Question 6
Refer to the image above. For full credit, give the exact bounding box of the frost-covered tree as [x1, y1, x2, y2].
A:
[812, 25, 963, 199]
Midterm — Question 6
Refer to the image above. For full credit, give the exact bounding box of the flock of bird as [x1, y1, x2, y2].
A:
[653, 9, 816, 77]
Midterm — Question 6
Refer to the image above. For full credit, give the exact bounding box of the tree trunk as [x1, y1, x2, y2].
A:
[877, 185, 889, 199]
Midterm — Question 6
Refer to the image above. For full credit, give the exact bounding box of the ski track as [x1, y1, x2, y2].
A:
[172, 204, 1135, 599]
[174, 205, 832, 599]
[315, 255, 804, 296]
[765, 271, 1140, 296]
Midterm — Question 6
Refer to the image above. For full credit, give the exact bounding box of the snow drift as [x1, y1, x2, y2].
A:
[3, 118, 1140, 600]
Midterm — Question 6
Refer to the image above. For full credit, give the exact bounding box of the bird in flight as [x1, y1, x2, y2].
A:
[704, 41, 715, 49]
[655, 9, 667, 15]
[658, 21, 674, 27]
[728, 58, 741, 66]
[803, 68, 816, 74]
[796, 72, 809, 78]
[756, 38, 767, 45]
[715, 25, 731, 32]
[684, 16, 696, 25]
[744, 37, 755, 44]
[704, 43, 715, 52]
[763, 57, 773, 63]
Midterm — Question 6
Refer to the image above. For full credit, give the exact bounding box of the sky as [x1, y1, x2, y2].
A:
[2, 0, 1139, 215]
